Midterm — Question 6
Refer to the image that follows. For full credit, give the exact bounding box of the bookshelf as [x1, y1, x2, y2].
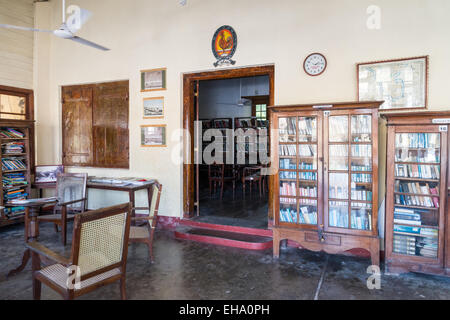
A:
[0, 120, 34, 227]
[269, 101, 383, 265]
[384, 112, 450, 276]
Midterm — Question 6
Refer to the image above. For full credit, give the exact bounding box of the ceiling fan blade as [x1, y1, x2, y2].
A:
[69, 36, 110, 51]
[0, 24, 53, 33]
[66, 8, 93, 33]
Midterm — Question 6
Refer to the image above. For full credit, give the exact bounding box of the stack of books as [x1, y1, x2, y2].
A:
[2, 142, 25, 154]
[2, 158, 26, 171]
[393, 207, 422, 226]
[3, 187, 28, 203]
[393, 234, 417, 256]
[2, 172, 27, 187]
[0, 128, 25, 139]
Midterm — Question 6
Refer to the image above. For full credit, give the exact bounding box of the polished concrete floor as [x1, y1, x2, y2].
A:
[1, 222, 450, 300]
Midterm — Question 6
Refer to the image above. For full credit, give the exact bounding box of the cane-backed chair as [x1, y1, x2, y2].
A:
[242, 166, 263, 198]
[26, 203, 132, 300]
[208, 164, 237, 200]
[37, 173, 88, 246]
[129, 182, 162, 262]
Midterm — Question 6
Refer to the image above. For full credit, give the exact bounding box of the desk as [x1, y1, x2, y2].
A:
[7, 200, 58, 277]
[33, 180, 156, 214]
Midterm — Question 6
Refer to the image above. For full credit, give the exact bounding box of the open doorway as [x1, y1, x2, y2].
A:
[183, 65, 275, 230]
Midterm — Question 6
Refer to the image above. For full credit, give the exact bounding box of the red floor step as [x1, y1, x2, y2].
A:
[174, 224, 273, 250]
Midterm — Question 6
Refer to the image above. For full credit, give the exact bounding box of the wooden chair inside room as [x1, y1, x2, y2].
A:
[37, 173, 88, 246]
[242, 166, 263, 198]
[26, 203, 132, 300]
[129, 181, 162, 263]
[208, 163, 237, 200]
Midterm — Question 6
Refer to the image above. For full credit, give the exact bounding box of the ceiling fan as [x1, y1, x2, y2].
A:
[216, 79, 252, 107]
[0, 0, 109, 51]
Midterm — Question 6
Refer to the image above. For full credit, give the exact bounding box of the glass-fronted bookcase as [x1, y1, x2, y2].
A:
[385, 112, 450, 276]
[270, 102, 382, 266]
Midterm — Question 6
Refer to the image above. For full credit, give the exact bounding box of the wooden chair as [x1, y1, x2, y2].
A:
[26, 203, 132, 300]
[129, 181, 162, 262]
[37, 173, 88, 246]
[242, 166, 263, 198]
[208, 163, 237, 200]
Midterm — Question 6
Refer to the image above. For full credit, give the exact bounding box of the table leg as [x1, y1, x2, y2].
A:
[129, 190, 136, 226]
[7, 249, 31, 277]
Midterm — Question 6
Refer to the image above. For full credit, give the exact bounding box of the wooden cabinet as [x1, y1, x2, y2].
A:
[384, 112, 450, 276]
[0, 119, 34, 227]
[269, 101, 383, 266]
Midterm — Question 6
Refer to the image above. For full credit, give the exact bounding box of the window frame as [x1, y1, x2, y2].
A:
[0, 85, 34, 120]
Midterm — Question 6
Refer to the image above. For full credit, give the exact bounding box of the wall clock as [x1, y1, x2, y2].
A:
[303, 53, 327, 76]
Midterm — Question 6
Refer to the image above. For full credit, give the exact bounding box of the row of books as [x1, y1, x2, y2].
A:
[2, 158, 26, 171]
[329, 117, 348, 142]
[329, 185, 348, 199]
[280, 208, 297, 223]
[329, 202, 349, 228]
[300, 172, 317, 181]
[351, 189, 372, 201]
[352, 173, 372, 183]
[279, 171, 296, 179]
[351, 165, 372, 172]
[279, 159, 296, 170]
[394, 207, 424, 226]
[3, 172, 27, 189]
[3, 187, 28, 202]
[4, 206, 26, 217]
[299, 207, 317, 224]
[395, 149, 440, 163]
[2, 142, 24, 154]
[235, 118, 255, 128]
[299, 162, 315, 170]
[298, 118, 316, 141]
[299, 145, 315, 157]
[395, 181, 439, 196]
[279, 145, 296, 156]
[280, 197, 296, 204]
[395, 192, 439, 208]
[279, 117, 296, 139]
[280, 182, 296, 196]
[351, 115, 371, 142]
[394, 224, 438, 237]
[350, 209, 372, 230]
[351, 144, 371, 157]
[299, 187, 317, 198]
[213, 119, 232, 129]
[393, 234, 438, 258]
[0, 128, 25, 139]
[395, 164, 440, 179]
[395, 133, 440, 149]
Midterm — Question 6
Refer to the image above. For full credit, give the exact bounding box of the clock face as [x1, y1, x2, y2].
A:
[304, 53, 327, 76]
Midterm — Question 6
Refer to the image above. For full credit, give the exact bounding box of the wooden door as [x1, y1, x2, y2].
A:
[92, 81, 129, 168]
[385, 124, 447, 268]
[323, 108, 378, 237]
[62, 86, 93, 166]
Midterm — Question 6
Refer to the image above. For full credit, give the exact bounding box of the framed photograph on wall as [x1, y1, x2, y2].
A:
[357, 56, 428, 111]
[141, 125, 166, 147]
[140, 68, 167, 92]
[143, 97, 164, 119]
[35, 165, 64, 183]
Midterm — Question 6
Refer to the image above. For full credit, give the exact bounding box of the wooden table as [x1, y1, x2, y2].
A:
[33, 180, 156, 214]
[7, 199, 58, 277]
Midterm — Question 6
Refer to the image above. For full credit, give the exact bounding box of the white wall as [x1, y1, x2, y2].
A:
[33, 0, 450, 221]
[0, 0, 35, 89]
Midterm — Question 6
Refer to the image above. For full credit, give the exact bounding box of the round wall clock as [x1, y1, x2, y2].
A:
[303, 53, 327, 76]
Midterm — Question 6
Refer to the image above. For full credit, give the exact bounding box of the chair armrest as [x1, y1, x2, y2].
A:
[25, 241, 71, 266]
[58, 198, 87, 207]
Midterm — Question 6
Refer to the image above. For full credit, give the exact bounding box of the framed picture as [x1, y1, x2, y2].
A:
[140, 68, 166, 92]
[35, 165, 64, 183]
[141, 125, 166, 147]
[357, 56, 428, 111]
[143, 97, 164, 119]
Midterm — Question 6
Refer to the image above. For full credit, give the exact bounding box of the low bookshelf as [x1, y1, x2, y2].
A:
[384, 112, 450, 276]
[0, 120, 34, 227]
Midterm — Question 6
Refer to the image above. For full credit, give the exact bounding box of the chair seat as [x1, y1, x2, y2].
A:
[130, 226, 150, 239]
[244, 174, 261, 181]
[38, 264, 121, 291]
[37, 213, 75, 222]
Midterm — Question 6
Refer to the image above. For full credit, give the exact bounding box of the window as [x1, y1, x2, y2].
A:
[62, 81, 129, 169]
[0, 86, 33, 120]
[255, 104, 267, 121]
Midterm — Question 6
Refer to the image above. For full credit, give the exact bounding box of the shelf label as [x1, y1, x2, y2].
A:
[432, 118, 450, 124]
[439, 125, 448, 132]
[313, 104, 333, 109]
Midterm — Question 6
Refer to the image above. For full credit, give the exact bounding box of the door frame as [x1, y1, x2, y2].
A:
[182, 65, 275, 219]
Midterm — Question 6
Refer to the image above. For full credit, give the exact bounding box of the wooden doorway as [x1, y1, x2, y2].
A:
[182, 65, 275, 219]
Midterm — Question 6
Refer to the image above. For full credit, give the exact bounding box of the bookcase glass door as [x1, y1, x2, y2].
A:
[392, 132, 441, 259]
[327, 114, 374, 232]
[278, 115, 319, 226]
